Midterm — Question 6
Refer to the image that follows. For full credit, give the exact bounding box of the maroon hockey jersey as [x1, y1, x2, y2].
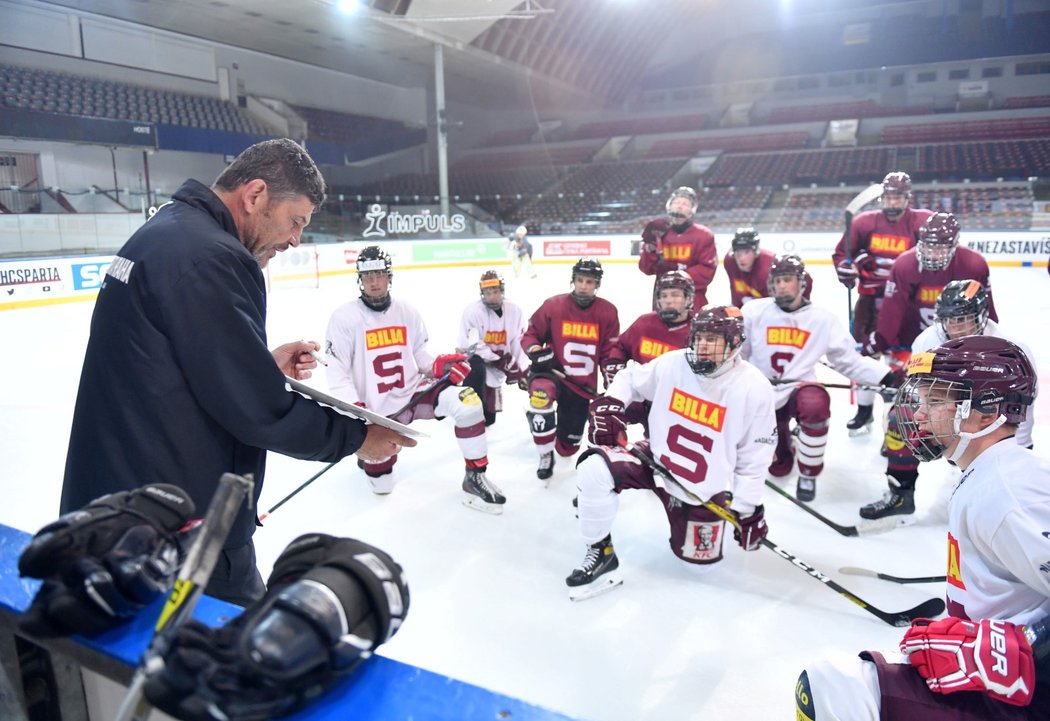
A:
[831, 207, 933, 296]
[873, 246, 997, 351]
[521, 293, 620, 398]
[722, 248, 813, 308]
[606, 311, 691, 366]
[639, 220, 718, 306]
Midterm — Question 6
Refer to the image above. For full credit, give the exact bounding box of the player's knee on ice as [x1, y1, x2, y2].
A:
[797, 653, 881, 721]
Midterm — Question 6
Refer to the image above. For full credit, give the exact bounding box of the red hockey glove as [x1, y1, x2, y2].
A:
[854, 252, 893, 290]
[587, 398, 627, 448]
[900, 617, 1035, 706]
[601, 361, 626, 387]
[732, 504, 767, 551]
[641, 219, 670, 255]
[433, 353, 471, 385]
[859, 332, 881, 357]
[835, 260, 858, 289]
[500, 355, 529, 386]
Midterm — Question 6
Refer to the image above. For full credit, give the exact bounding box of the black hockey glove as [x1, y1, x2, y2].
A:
[18, 484, 195, 637]
[528, 346, 555, 374]
[143, 533, 410, 721]
[878, 369, 906, 402]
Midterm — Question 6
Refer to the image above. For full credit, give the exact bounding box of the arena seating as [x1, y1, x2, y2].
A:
[645, 131, 808, 159]
[567, 113, 709, 140]
[290, 104, 416, 142]
[880, 116, 1050, 145]
[767, 101, 931, 124]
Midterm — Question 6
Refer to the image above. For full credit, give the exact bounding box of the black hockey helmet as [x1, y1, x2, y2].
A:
[935, 279, 989, 339]
[731, 227, 760, 252]
[356, 245, 393, 310]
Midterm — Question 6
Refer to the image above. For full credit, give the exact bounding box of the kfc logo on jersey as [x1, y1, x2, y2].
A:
[638, 336, 674, 360]
[365, 326, 408, 350]
[868, 234, 909, 254]
[682, 520, 723, 561]
[766, 326, 811, 349]
[669, 389, 726, 432]
[947, 532, 966, 590]
[561, 321, 599, 341]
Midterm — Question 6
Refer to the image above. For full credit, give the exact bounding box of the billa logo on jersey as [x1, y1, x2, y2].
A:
[669, 389, 725, 432]
[766, 326, 810, 349]
[733, 279, 762, 298]
[484, 330, 507, 346]
[919, 285, 945, 305]
[365, 326, 408, 350]
[638, 337, 674, 360]
[868, 234, 909, 254]
[561, 320, 599, 341]
[662, 244, 691, 261]
[947, 532, 966, 590]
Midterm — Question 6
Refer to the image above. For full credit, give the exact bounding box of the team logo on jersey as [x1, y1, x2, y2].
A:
[638, 336, 674, 360]
[669, 389, 725, 432]
[946, 532, 966, 590]
[868, 234, 909, 254]
[766, 326, 811, 349]
[365, 326, 408, 349]
[682, 520, 722, 561]
[484, 330, 507, 346]
[919, 285, 945, 305]
[561, 320, 599, 341]
[662, 244, 691, 261]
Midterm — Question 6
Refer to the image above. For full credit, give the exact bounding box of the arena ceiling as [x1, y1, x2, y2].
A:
[36, 0, 1000, 111]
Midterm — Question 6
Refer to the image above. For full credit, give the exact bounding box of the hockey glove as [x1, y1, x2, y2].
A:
[732, 505, 767, 552]
[432, 353, 471, 385]
[18, 484, 195, 637]
[878, 369, 906, 402]
[587, 397, 628, 448]
[528, 346, 555, 374]
[835, 260, 858, 289]
[143, 533, 410, 721]
[500, 355, 529, 387]
[641, 218, 670, 255]
[601, 361, 626, 388]
[854, 252, 893, 290]
[859, 331, 881, 357]
[900, 617, 1035, 707]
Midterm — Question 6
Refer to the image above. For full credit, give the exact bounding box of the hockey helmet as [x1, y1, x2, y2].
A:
[687, 305, 745, 377]
[356, 245, 393, 310]
[731, 227, 760, 252]
[665, 186, 698, 223]
[916, 212, 960, 272]
[479, 269, 505, 310]
[881, 172, 912, 220]
[654, 270, 695, 324]
[934, 279, 989, 339]
[767, 254, 807, 309]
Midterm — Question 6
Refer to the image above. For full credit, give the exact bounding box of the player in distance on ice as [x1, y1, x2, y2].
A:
[566, 306, 775, 601]
[740, 255, 897, 502]
[798, 336, 1047, 721]
[325, 246, 506, 513]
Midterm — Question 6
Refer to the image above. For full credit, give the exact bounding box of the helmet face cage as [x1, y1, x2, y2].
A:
[731, 227, 760, 252]
[891, 375, 968, 462]
[665, 186, 698, 221]
[881, 172, 912, 219]
[686, 306, 745, 376]
[767, 254, 807, 308]
[935, 279, 989, 339]
[654, 270, 695, 323]
[479, 269, 505, 310]
[917, 213, 960, 271]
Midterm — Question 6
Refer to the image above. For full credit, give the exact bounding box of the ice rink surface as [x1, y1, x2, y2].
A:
[2, 255, 1048, 720]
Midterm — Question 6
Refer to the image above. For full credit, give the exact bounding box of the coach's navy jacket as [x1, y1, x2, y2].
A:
[61, 179, 366, 548]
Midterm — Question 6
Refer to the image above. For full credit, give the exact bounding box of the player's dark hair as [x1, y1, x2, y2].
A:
[214, 138, 326, 209]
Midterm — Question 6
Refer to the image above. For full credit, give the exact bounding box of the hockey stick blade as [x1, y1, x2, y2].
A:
[838, 566, 948, 585]
[627, 447, 944, 626]
[286, 377, 428, 438]
[763, 481, 900, 537]
[115, 472, 254, 721]
[845, 183, 883, 219]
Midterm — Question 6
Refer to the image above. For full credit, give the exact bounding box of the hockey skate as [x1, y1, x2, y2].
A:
[796, 475, 816, 502]
[537, 451, 554, 483]
[462, 469, 506, 515]
[567, 535, 622, 601]
[358, 459, 395, 495]
[859, 481, 915, 522]
[846, 404, 874, 436]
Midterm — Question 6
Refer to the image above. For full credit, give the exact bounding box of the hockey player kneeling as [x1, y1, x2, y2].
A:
[142, 533, 409, 721]
[18, 484, 196, 637]
[567, 306, 776, 601]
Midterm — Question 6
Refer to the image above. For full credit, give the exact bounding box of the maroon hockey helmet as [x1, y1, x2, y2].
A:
[654, 270, 695, 323]
[479, 269, 505, 310]
[916, 212, 961, 271]
[881, 172, 912, 220]
[890, 335, 1036, 461]
[934, 279, 989, 339]
[687, 305, 745, 376]
[767, 254, 808, 308]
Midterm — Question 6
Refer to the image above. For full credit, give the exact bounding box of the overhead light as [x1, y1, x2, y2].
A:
[336, 0, 361, 15]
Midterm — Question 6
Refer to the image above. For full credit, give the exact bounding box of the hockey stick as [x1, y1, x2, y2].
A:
[763, 480, 898, 537]
[843, 183, 883, 334]
[770, 378, 895, 394]
[627, 445, 944, 626]
[838, 567, 947, 584]
[114, 472, 255, 721]
[551, 368, 598, 400]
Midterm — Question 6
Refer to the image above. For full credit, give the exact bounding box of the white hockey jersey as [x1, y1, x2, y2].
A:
[325, 298, 436, 416]
[912, 319, 1037, 447]
[457, 298, 529, 387]
[741, 298, 887, 409]
[945, 441, 1050, 625]
[606, 349, 777, 514]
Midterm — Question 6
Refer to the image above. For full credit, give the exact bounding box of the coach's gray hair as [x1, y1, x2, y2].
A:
[214, 138, 326, 208]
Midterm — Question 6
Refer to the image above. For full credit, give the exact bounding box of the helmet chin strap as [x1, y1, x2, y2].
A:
[948, 402, 1007, 464]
